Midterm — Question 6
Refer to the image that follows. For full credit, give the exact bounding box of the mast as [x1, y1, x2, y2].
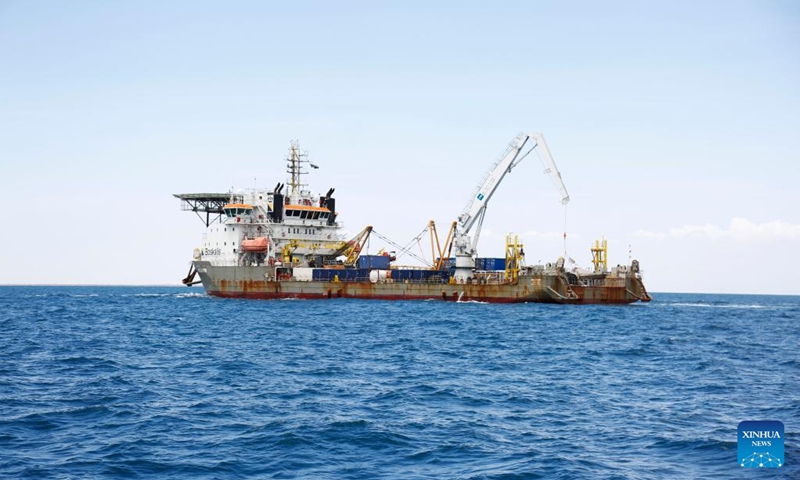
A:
[286, 141, 305, 198]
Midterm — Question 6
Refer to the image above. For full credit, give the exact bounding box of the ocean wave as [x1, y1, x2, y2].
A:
[174, 292, 207, 299]
[1, 288, 798, 479]
[661, 302, 786, 310]
[123, 293, 174, 297]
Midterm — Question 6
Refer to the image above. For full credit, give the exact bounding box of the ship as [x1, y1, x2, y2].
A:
[175, 134, 651, 304]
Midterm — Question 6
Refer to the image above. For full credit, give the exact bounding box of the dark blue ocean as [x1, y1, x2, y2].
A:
[1, 287, 797, 479]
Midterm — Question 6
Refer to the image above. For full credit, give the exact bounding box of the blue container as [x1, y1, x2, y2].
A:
[312, 268, 372, 282]
[392, 269, 410, 281]
[435, 258, 456, 269]
[389, 269, 451, 283]
[313, 269, 345, 281]
[358, 255, 391, 269]
[475, 257, 506, 271]
[312, 269, 327, 281]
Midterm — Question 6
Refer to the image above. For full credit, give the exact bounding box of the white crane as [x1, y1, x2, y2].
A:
[452, 132, 570, 281]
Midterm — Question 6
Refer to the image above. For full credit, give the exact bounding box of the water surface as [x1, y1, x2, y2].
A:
[1, 287, 797, 478]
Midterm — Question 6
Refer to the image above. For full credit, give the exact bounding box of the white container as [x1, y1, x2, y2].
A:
[293, 267, 314, 282]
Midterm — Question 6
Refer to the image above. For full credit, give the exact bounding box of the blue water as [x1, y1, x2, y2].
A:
[1, 287, 797, 479]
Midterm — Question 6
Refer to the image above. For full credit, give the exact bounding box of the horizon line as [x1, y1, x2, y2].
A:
[0, 284, 797, 297]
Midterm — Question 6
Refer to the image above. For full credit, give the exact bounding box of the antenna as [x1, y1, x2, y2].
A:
[286, 140, 312, 196]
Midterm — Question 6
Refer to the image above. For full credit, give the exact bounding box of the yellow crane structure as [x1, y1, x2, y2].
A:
[505, 234, 524, 283]
[591, 238, 608, 273]
[428, 220, 457, 271]
[334, 225, 373, 268]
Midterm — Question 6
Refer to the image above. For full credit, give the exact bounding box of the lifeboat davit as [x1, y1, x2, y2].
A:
[241, 237, 269, 252]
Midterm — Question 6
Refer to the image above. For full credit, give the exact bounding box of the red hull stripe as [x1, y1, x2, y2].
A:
[207, 290, 637, 304]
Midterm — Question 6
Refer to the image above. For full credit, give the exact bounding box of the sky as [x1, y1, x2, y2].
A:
[0, 1, 798, 294]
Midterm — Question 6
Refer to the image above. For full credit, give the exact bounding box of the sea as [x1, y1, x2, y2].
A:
[1, 286, 797, 479]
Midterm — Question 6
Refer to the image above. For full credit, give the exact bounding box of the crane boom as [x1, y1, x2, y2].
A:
[334, 225, 373, 267]
[452, 132, 570, 281]
[530, 133, 570, 206]
[456, 134, 524, 235]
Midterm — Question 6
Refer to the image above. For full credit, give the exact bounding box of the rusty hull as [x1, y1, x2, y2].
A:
[193, 262, 651, 304]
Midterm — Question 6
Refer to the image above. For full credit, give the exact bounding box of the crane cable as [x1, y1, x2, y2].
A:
[533, 145, 571, 264]
[415, 236, 427, 264]
[371, 229, 430, 266]
[563, 203, 570, 264]
[398, 225, 429, 255]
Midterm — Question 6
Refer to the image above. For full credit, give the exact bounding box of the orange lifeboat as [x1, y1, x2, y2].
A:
[241, 237, 269, 252]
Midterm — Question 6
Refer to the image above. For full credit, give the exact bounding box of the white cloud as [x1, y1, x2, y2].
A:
[478, 228, 570, 241]
[635, 218, 800, 241]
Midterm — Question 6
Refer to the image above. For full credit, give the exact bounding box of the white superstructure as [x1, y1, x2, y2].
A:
[177, 142, 348, 269]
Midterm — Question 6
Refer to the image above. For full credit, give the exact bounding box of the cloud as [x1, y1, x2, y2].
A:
[635, 218, 800, 241]
[480, 228, 568, 241]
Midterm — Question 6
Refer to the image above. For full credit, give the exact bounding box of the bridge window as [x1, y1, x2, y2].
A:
[224, 205, 253, 217]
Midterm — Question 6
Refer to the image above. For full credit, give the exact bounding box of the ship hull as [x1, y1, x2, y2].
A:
[193, 262, 651, 305]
